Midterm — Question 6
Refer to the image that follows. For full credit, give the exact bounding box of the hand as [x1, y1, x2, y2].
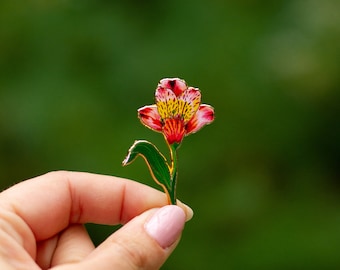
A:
[0, 171, 193, 269]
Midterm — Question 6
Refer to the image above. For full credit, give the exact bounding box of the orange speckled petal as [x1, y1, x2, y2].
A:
[178, 87, 201, 123]
[155, 87, 178, 119]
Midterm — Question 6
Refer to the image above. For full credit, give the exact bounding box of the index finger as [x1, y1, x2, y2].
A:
[0, 171, 189, 241]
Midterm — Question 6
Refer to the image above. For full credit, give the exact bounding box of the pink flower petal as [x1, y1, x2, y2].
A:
[186, 104, 214, 135]
[155, 88, 178, 119]
[138, 105, 162, 131]
[178, 87, 201, 123]
[158, 78, 187, 96]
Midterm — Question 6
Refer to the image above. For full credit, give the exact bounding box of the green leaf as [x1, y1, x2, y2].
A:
[122, 140, 171, 191]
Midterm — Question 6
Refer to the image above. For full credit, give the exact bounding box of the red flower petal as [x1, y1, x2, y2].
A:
[186, 104, 214, 135]
[158, 78, 187, 96]
[163, 118, 186, 145]
[138, 105, 162, 131]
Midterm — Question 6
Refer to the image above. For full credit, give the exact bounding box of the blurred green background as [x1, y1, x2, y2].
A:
[1, 0, 339, 269]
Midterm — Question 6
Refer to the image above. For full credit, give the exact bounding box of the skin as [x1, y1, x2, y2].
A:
[0, 171, 193, 270]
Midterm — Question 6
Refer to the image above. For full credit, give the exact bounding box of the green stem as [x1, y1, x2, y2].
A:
[169, 143, 179, 205]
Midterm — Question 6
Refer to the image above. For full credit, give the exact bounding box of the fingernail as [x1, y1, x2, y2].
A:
[175, 200, 194, 221]
[145, 205, 186, 249]
[184, 205, 194, 221]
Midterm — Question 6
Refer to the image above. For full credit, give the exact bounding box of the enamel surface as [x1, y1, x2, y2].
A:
[138, 78, 214, 145]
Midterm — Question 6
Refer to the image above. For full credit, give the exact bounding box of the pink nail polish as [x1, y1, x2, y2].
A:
[145, 205, 186, 249]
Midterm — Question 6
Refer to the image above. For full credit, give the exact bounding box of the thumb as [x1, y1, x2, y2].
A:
[55, 205, 189, 270]
[91, 205, 187, 269]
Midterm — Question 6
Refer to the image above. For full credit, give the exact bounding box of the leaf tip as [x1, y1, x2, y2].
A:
[122, 140, 149, 166]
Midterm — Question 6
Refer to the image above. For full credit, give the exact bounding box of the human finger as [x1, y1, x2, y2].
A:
[0, 171, 192, 238]
[51, 205, 186, 270]
[0, 171, 192, 257]
[51, 224, 94, 267]
[36, 224, 95, 269]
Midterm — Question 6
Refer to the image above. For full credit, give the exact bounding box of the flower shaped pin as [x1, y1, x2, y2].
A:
[123, 78, 214, 204]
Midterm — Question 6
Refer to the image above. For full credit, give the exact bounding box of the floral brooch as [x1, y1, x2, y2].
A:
[123, 78, 214, 204]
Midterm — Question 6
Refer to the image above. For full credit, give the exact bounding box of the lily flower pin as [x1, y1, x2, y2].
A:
[123, 78, 214, 204]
